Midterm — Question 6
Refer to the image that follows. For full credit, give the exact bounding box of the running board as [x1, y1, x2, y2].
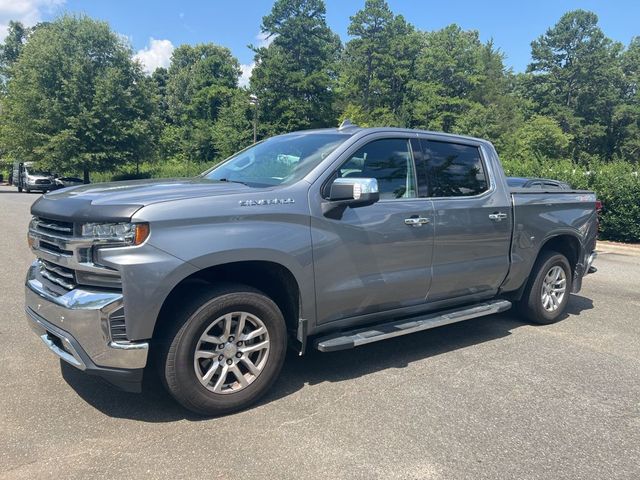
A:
[315, 299, 512, 352]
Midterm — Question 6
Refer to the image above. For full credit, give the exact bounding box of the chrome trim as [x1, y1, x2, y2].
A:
[30, 319, 86, 369]
[28, 227, 122, 275]
[488, 212, 508, 221]
[25, 263, 148, 370]
[40, 268, 75, 290]
[35, 220, 73, 234]
[41, 261, 74, 279]
[404, 217, 430, 227]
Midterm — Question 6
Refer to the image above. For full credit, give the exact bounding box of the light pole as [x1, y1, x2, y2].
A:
[249, 94, 258, 143]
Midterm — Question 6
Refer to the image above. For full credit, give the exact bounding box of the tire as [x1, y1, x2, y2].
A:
[517, 250, 572, 324]
[25, 187, 30, 193]
[18, 186, 22, 193]
[158, 283, 287, 416]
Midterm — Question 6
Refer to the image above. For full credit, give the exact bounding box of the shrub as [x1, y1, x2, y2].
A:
[502, 157, 640, 243]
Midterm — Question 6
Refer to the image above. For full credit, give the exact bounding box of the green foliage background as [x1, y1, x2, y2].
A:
[0, 1, 639, 241]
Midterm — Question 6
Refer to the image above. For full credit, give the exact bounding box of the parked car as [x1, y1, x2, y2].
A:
[25, 125, 599, 415]
[11, 161, 55, 193]
[507, 177, 571, 190]
[53, 176, 85, 189]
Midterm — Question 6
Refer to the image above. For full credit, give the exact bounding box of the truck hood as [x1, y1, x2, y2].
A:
[31, 177, 251, 223]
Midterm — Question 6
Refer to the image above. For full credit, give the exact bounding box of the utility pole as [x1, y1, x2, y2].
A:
[249, 94, 258, 143]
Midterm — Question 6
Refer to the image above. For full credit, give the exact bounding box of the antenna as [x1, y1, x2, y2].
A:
[339, 119, 357, 130]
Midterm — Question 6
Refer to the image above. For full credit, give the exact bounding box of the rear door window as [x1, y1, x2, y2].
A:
[421, 141, 489, 197]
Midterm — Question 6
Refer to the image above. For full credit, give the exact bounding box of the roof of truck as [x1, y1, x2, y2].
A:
[283, 124, 493, 146]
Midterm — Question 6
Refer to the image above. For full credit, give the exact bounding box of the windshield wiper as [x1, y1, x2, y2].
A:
[216, 178, 248, 186]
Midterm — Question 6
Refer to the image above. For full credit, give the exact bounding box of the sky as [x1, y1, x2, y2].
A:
[1, 0, 639, 85]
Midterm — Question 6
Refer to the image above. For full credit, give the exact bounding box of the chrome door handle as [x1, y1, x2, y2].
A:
[404, 217, 430, 227]
[489, 212, 508, 222]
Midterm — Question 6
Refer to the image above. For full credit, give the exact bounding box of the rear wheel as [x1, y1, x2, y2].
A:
[518, 250, 572, 324]
[158, 283, 287, 416]
[18, 186, 22, 193]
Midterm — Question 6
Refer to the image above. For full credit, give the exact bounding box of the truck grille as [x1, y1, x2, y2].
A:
[30, 216, 122, 294]
[33, 217, 74, 236]
[39, 260, 77, 291]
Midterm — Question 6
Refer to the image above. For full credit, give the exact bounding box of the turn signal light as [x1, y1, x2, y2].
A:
[134, 223, 150, 245]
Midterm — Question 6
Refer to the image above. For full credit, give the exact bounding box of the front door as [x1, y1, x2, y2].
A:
[310, 137, 434, 325]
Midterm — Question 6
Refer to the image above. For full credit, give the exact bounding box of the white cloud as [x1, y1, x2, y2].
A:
[0, 0, 65, 41]
[133, 38, 175, 74]
[238, 32, 275, 87]
[239, 62, 254, 88]
[256, 31, 274, 48]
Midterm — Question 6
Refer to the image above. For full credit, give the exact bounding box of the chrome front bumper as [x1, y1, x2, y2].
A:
[25, 263, 149, 371]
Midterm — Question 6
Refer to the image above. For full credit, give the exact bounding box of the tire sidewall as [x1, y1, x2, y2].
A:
[164, 289, 287, 415]
[528, 253, 572, 324]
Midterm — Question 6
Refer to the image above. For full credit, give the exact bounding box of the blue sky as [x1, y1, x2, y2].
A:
[1, 0, 638, 80]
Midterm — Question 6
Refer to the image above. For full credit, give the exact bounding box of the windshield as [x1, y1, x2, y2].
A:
[204, 133, 350, 187]
[25, 168, 51, 176]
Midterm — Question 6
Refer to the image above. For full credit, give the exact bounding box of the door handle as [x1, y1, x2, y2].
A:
[404, 217, 430, 227]
[488, 212, 508, 222]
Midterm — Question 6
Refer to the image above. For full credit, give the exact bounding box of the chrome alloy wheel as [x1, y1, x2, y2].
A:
[541, 265, 567, 312]
[193, 312, 270, 394]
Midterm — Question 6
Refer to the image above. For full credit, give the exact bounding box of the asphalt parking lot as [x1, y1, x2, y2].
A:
[1, 185, 639, 479]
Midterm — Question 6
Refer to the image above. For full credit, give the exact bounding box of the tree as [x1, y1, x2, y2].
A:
[338, 0, 422, 126]
[525, 10, 625, 162]
[408, 24, 520, 143]
[212, 90, 255, 160]
[0, 21, 29, 91]
[0, 15, 156, 182]
[161, 44, 241, 163]
[250, 0, 341, 135]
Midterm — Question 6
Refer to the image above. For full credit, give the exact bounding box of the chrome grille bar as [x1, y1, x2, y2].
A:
[40, 268, 75, 290]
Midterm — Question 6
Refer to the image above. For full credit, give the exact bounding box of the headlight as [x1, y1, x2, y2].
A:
[81, 222, 150, 246]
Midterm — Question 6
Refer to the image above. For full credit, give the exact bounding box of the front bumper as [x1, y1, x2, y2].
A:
[25, 263, 148, 391]
[26, 182, 53, 190]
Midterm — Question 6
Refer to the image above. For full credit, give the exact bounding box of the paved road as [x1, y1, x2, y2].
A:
[1, 185, 639, 479]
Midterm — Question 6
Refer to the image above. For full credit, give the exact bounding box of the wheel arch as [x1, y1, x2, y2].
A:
[505, 232, 583, 302]
[153, 259, 303, 341]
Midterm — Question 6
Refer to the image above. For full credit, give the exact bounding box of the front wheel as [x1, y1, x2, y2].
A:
[517, 250, 572, 324]
[158, 283, 287, 416]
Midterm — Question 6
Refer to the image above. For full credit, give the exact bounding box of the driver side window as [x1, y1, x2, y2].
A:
[337, 139, 417, 200]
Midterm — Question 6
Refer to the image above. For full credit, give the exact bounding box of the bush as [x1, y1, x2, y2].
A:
[502, 157, 640, 243]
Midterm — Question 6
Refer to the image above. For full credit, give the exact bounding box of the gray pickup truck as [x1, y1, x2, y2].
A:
[25, 125, 598, 415]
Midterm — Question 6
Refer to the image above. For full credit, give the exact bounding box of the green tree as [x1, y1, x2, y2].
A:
[162, 44, 241, 163]
[0, 16, 156, 182]
[338, 0, 422, 126]
[0, 21, 29, 92]
[408, 24, 521, 151]
[507, 115, 572, 160]
[614, 37, 640, 162]
[212, 90, 255, 160]
[525, 10, 625, 162]
[250, 0, 341, 135]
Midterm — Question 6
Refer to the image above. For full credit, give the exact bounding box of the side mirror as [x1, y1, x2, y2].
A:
[322, 177, 380, 218]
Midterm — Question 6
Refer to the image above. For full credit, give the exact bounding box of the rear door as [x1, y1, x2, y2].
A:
[417, 138, 512, 302]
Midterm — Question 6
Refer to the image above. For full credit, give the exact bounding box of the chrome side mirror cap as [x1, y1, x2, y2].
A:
[322, 177, 380, 218]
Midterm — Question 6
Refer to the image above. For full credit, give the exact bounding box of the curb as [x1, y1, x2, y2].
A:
[596, 240, 640, 256]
